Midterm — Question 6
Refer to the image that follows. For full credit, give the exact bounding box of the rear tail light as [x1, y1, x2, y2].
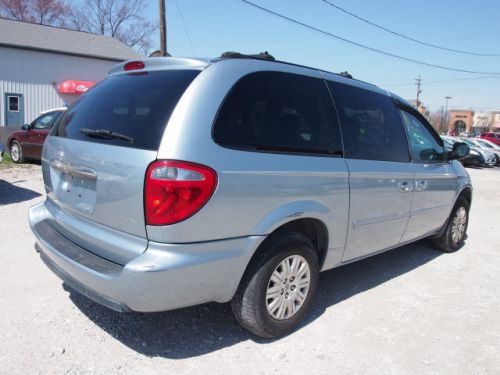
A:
[145, 160, 217, 225]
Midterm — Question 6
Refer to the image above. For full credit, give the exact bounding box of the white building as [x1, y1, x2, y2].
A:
[0, 18, 140, 127]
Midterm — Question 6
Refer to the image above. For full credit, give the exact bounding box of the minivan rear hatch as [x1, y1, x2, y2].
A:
[42, 68, 201, 264]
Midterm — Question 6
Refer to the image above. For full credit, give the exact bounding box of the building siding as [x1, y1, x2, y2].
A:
[0, 46, 119, 126]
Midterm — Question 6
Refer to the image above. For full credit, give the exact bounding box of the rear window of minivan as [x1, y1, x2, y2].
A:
[53, 70, 200, 150]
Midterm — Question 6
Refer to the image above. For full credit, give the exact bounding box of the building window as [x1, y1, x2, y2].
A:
[8, 96, 19, 112]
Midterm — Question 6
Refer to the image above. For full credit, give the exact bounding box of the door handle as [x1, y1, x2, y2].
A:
[398, 181, 413, 193]
[50, 159, 97, 181]
[415, 180, 428, 192]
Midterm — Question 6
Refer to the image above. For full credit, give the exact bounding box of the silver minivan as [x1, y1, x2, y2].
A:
[29, 53, 472, 338]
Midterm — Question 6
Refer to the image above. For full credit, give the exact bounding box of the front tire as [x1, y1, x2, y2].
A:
[232, 232, 319, 338]
[433, 197, 469, 252]
[10, 140, 24, 163]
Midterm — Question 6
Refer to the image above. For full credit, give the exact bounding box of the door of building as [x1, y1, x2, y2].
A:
[4, 93, 24, 126]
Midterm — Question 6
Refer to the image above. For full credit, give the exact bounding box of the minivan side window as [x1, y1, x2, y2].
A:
[213, 71, 342, 156]
[327, 81, 410, 162]
[399, 110, 446, 163]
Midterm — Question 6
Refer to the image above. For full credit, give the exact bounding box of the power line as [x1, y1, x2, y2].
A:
[320, 0, 500, 57]
[382, 75, 500, 88]
[174, 0, 197, 56]
[237, 0, 500, 75]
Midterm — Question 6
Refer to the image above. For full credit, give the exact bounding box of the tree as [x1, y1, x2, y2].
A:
[0, 0, 70, 26]
[428, 108, 445, 133]
[69, 0, 156, 54]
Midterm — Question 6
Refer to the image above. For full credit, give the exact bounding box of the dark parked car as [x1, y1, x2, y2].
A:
[0, 143, 4, 162]
[7, 108, 65, 163]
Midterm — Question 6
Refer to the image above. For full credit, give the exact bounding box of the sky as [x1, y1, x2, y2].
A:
[142, 0, 500, 113]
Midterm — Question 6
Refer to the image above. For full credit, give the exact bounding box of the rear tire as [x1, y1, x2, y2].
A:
[10, 140, 24, 163]
[232, 232, 319, 338]
[433, 197, 469, 253]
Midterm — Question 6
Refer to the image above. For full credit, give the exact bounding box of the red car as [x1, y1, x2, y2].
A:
[480, 132, 500, 146]
[7, 108, 65, 163]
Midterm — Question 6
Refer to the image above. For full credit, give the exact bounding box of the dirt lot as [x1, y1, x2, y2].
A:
[0, 164, 499, 374]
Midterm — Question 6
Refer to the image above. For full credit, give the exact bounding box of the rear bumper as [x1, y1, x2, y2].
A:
[29, 202, 264, 312]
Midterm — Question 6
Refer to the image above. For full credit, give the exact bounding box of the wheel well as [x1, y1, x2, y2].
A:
[252, 218, 329, 268]
[458, 187, 472, 206]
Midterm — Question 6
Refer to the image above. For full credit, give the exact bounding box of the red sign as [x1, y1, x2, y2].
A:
[57, 80, 96, 94]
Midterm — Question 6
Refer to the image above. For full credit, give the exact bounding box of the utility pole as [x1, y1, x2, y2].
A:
[444, 96, 452, 134]
[415, 75, 422, 109]
[439, 106, 445, 133]
[159, 0, 167, 56]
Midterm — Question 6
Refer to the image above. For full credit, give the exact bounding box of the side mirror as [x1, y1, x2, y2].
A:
[21, 124, 29, 130]
[447, 142, 469, 160]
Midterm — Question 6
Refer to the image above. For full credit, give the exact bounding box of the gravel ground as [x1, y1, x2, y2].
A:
[0, 164, 499, 374]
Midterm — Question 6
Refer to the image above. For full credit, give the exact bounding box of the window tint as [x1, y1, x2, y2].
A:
[327, 81, 409, 162]
[400, 110, 446, 162]
[54, 70, 199, 150]
[32, 111, 62, 130]
[213, 71, 342, 156]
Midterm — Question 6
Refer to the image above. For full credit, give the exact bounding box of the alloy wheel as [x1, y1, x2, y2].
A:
[451, 206, 467, 244]
[265, 255, 311, 320]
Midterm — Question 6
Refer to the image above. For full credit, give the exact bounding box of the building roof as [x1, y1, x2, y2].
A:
[0, 17, 141, 61]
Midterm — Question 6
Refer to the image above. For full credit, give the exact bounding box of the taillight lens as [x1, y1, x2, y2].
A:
[145, 160, 217, 225]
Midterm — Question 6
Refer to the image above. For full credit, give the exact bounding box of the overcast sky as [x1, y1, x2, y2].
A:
[143, 0, 500, 113]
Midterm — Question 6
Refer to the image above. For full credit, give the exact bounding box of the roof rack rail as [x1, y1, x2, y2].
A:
[339, 71, 353, 79]
[220, 51, 275, 62]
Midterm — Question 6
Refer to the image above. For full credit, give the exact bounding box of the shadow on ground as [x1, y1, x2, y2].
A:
[0, 178, 41, 204]
[67, 240, 441, 359]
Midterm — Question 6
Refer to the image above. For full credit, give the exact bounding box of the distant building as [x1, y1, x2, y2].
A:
[447, 109, 500, 134]
[448, 110, 474, 134]
[407, 99, 430, 119]
[0, 18, 140, 127]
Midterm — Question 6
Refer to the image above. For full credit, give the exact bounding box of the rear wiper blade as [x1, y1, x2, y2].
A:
[79, 128, 135, 144]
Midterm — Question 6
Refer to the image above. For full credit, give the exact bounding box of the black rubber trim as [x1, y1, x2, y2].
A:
[38, 248, 130, 313]
[34, 220, 123, 275]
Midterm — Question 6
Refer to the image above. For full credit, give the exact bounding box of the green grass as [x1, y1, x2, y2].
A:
[0, 151, 14, 168]
[0, 151, 39, 169]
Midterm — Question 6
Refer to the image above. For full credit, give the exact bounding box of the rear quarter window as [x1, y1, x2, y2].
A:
[54, 70, 200, 150]
[213, 71, 342, 156]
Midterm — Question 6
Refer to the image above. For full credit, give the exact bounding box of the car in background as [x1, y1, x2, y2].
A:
[480, 132, 500, 145]
[7, 108, 65, 163]
[442, 136, 486, 167]
[466, 138, 500, 166]
[0, 143, 4, 162]
[458, 137, 497, 166]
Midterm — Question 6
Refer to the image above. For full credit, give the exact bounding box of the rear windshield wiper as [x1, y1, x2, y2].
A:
[79, 128, 135, 144]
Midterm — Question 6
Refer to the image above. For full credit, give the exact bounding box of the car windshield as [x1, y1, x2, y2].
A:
[477, 139, 499, 149]
[54, 70, 200, 150]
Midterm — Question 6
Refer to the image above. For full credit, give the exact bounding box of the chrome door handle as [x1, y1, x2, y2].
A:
[415, 180, 428, 192]
[398, 181, 413, 193]
[50, 159, 97, 181]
